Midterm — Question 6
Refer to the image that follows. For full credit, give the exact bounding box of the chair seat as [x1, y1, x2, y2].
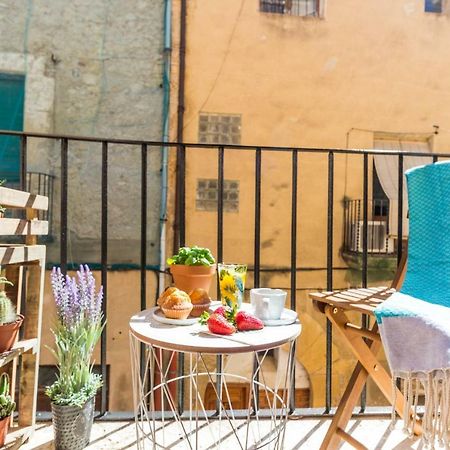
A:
[310, 286, 395, 316]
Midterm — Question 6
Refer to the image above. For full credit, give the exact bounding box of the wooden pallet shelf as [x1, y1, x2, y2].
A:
[0, 245, 46, 266]
[0, 339, 38, 369]
[4, 425, 34, 449]
[0, 186, 48, 446]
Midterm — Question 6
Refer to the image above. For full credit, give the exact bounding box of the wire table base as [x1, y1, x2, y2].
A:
[130, 334, 297, 450]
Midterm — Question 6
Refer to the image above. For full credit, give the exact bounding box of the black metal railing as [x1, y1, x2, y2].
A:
[0, 129, 443, 420]
[343, 199, 393, 255]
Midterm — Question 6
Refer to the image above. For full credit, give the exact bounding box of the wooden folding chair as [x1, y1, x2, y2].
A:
[309, 247, 421, 450]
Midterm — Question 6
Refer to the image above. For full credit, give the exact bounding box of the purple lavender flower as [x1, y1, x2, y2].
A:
[51, 265, 103, 328]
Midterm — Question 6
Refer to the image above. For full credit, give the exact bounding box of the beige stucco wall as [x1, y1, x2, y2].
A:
[170, 0, 450, 408]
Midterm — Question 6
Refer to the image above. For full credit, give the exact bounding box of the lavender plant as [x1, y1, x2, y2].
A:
[46, 265, 105, 407]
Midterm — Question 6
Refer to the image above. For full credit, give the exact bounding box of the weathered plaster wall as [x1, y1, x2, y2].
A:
[0, 0, 165, 264]
[177, 0, 450, 408]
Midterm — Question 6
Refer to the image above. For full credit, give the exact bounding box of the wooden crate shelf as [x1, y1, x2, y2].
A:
[4, 425, 34, 449]
[0, 245, 46, 266]
[0, 339, 38, 369]
[0, 186, 48, 446]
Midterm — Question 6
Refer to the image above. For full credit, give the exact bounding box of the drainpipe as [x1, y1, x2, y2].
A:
[159, 0, 172, 297]
[173, 0, 187, 253]
[154, 0, 174, 411]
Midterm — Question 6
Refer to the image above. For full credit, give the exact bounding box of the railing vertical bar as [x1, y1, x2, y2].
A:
[20, 136, 27, 191]
[253, 147, 262, 413]
[433, 155, 438, 163]
[177, 144, 186, 414]
[216, 146, 224, 414]
[289, 149, 298, 413]
[397, 155, 404, 265]
[179, 144, 186, 248]
[254, 148, 262, 288]
[140, 144, 148, 311]
[325, 151, 334, 413]
[290, 150, 298, 310]
[140, 144, 148, 389]
[217, 146, 224, 268]
[100, 141, 108, 415]
[60, 138, 68, 274]
[343, 200, 348, 252]
[360, 153, 369, 411]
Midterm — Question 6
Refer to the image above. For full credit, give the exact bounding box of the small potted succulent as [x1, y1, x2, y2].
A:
[167, 246, 216, 293]
[0, 277, 23, 353]
[0, 373, 15, 446]
[46, 265, 105, 450]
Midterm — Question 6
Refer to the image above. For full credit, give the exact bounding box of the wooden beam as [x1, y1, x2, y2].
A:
[0, 219, 48, 236]
[344, 322, 381, 342]
[0, 187, 48, 211]
[336, 428, 368, 450]
[18, 260, 45, 428]
[0, 339, 38, 369]
[0, 245, 46, 265]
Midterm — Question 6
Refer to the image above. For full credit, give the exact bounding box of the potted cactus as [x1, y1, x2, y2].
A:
[167, 246, 216, 294]
[46, 265, 105, 450]
[0, 374, 15, 446]
[0, 277, 23, 353]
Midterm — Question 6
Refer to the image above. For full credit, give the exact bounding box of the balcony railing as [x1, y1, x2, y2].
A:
[0, 129, 442, 421]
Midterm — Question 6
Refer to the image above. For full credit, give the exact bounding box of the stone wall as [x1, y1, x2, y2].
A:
[0, 0, 165, 264]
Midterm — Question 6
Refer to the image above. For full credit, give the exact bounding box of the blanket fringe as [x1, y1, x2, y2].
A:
[394, 369, 450, 450]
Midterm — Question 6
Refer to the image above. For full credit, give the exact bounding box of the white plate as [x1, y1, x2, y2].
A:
[261, 309, 298, 326]
[151, 307, 199, 326]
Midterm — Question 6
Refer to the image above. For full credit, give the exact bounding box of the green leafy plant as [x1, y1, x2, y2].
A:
[46, 266, 105, 407]
[0, 374, 15, 419]
[167, 246, 215, 267]
[0, 277, 17, 325]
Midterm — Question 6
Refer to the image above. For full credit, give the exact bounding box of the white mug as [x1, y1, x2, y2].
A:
[250, 288, 287, 320]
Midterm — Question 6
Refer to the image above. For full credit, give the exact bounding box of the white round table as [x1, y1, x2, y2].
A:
[129, 303, 301, 450]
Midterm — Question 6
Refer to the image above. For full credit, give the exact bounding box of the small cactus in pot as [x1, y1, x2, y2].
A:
[0, 373, 16, 446]
[0, 277, 23, 353]
[0, 291, 18, 325]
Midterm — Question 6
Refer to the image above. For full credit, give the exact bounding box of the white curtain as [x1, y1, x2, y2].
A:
[373, 139, 432, 237]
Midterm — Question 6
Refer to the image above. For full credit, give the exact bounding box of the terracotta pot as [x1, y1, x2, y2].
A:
[0, 315, 24, 353]
[169, 264, 216, 294]
[0, 416, 9, 447]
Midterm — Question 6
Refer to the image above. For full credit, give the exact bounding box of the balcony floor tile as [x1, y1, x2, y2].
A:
[21, 418, 421, 449]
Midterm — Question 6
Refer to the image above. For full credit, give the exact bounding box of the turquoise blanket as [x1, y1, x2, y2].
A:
[375, 161, 450, 449]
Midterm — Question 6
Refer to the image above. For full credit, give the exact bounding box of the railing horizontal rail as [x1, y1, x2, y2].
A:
[0, 129, 446, 157]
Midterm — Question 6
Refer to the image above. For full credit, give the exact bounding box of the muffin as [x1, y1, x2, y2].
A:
[157, 287, 178, 307]
[160, 289, 193, 320]
[189, 288, 211, 317]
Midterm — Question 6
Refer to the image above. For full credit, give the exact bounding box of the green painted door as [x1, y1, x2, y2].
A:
[0, 74, 25, 183]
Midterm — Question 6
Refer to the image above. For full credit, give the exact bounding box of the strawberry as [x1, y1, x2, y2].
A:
[213, 306, 227, 317]
[206, 313, 236, 335]
[235, 311, 264, 331]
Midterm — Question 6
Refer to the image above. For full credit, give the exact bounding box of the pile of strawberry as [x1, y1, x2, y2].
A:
[199, 305, 264, 335]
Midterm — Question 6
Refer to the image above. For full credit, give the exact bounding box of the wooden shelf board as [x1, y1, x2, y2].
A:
[0, 245, 46, 265]
[4, 425, 34, 449]
[0, 339, 38, 368]
[0, 219, 48, 237]
[0, 187, 48, 211]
